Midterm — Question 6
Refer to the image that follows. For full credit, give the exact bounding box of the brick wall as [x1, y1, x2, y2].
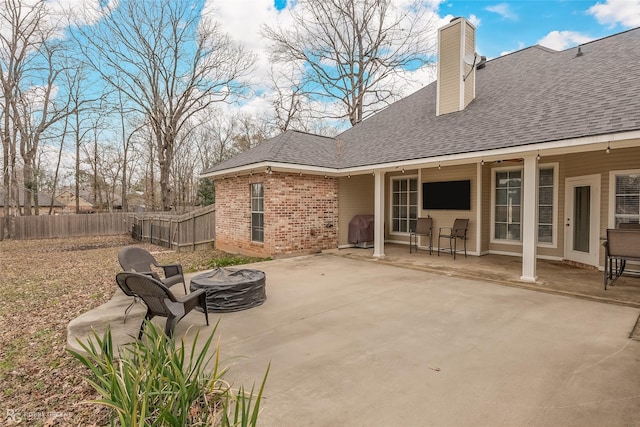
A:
[215, 172, 338, 257]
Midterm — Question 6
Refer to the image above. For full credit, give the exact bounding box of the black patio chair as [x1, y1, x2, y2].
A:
[116, 272, 209, 339]
[438, 218, 469, 259]
[118, 246, 187, 293]
[409, 217, 433, 254]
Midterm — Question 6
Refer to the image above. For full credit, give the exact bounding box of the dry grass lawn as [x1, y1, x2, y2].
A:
[0, 235, 230, 426]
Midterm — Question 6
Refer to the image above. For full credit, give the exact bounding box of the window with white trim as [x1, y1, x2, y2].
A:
[492, 166, 556, 244]
[391, 177, 418, 233]
[614, 173, 640, 226]
[538, 167, 554, 243]
[494, 170, 521, 241]
[251, 183, 264, 242]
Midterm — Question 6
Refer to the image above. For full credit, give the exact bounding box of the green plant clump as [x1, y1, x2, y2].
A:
[208, 256, 271, 269]
[69, 321, 268, 426]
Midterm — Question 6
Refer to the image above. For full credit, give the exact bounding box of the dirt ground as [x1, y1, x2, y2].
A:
[0, 235, 223, 426]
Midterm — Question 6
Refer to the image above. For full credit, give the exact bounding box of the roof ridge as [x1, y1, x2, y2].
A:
[487, 26, 640, 64]
[267, 129, 337, 162]
[484, 44, 558, 65]
[579, 25, 640, 48]
[287, 129, 336, 140]
[267, 130, 294, 160]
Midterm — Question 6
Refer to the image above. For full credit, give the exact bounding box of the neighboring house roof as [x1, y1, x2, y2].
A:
[203, 27, 640, 176]
[69, 189, 122, 208]
[0, 191, 65, 208]
[56, 190, 94, 208]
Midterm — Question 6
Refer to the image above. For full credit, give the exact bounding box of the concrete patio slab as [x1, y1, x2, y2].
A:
[329, 244, 640, 308]
[68, 254, 640, 426]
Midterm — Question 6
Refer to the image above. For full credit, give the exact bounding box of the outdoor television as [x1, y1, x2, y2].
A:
[422, 180, 471, 210]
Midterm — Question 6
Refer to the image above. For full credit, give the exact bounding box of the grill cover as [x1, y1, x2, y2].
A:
[348, 214, 375, 244]
[190, 268, 266, 312]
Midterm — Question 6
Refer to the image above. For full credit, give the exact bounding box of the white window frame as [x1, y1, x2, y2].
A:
[608, 169, 640, 228]
[491, 166, 523, 245]
[490, 163, 558, 247]
[389, 175, 418, 235]
[537, 163, 559, 248]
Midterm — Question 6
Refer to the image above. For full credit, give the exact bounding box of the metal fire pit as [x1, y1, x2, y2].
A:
[190, 268, 266, 313]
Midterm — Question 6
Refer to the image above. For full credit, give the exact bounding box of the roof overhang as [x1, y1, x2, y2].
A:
[200, 162, 342, 179]
[200, 130, 640, 179]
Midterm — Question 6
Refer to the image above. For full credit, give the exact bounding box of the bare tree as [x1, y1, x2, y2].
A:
[0, 0, 79, 231]
[15, 38, 77, 215]
[120, 115, 148, 213]
[233, 113, 270, 153]
[268, 66, 310, 132]
[47, 113, 67, 215]
[77, 0, 255, 210]
[51, 55, 108, 215]
[267, 68, 339, 136]
[172, 130, 199, 210]
[80, 136, 122, 212]
[263, 0, 438, 126]
[194, 110, 239, 170]
[0, 0, 44, 231]
[123, 125, 147, 210]
[97, 143, 123, 212]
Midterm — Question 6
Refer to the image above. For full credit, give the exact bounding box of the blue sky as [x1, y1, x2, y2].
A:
[211, 0, 640, 119]
[44, 0, 640, 121]
[268, 1, 639, 59]
[440, 0, 639, 58]
[26, 0, 640, 176]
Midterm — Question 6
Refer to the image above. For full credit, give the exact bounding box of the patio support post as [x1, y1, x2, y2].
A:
[373, 171, 385, 257]
[520, 154, 538, 282]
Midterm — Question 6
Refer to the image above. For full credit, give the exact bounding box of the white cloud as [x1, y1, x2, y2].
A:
[204, 0, 284, 88]
[468, 14, 481, 27]
[207, 0, 449, 123]
[203, 0, 298, 121]
[51, 0, 117, 27]
[588, 0, 640, 28]
[485, 3, 518, 20]
[537, 30, 594, 51]
[498, 41, 524, 57]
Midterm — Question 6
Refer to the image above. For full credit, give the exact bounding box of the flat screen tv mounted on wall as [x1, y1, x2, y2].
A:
[422, 180, 471, 210]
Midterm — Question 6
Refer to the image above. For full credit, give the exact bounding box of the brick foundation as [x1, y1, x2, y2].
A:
[215, 172, 338, 257]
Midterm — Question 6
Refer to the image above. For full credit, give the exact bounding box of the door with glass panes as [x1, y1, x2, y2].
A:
[564, 175, 600, 266]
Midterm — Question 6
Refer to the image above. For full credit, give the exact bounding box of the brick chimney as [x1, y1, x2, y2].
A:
[436, 17, 477, 116]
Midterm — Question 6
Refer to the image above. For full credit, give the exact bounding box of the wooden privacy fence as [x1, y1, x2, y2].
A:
[129, 205, 215, 251]
[0, 213, 129, 240]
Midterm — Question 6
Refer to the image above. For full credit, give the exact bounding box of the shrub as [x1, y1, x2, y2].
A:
[207, 256, 271, 269]
[69, 321, 268, 426]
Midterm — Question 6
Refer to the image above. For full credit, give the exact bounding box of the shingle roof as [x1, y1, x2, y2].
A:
[203, 130, 338, 173]
[203, 27, 640, 175]
[0, 191, 65, 207]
